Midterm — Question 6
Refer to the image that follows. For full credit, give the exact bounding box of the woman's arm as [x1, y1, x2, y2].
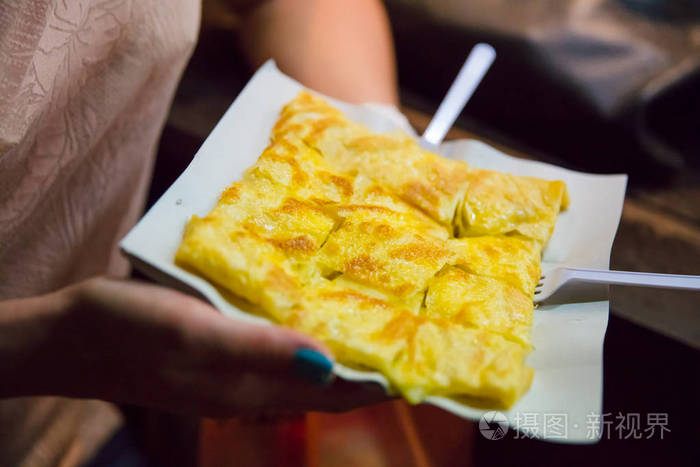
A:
[0, 277, 386, 415]
[237, 0, 399, 105]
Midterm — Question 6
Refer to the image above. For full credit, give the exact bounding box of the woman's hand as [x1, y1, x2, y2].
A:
[0, 277, 388, 416]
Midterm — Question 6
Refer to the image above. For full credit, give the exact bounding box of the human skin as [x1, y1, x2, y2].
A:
[0, 277, 387, 416]
[0, 0, 398, 415]
[238, 0, 399, 106]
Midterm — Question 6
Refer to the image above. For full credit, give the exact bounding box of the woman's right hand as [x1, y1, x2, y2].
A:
[0, 277, 389, 416]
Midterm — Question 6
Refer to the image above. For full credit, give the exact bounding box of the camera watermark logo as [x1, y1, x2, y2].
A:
[479, 411, 509, 440]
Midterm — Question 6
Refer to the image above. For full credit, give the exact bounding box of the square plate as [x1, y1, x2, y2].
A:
[120, 61, 627, 443]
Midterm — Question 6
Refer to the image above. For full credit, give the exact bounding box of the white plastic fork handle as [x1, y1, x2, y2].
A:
[421, 43, 496, 147]
[569, 268, 700, 291]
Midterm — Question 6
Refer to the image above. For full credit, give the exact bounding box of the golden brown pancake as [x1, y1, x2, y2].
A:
[176, 92, 569, 408]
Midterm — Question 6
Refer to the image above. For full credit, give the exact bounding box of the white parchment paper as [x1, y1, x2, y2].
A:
[120, 61, 627, 443]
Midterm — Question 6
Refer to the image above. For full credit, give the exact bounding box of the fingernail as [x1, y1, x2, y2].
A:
[293, 349, 334, 385]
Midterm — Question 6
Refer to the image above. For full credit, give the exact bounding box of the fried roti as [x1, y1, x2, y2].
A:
[175, 92, 570, 408]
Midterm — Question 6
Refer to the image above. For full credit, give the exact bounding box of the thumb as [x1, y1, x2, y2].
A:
[211, 315, 336, 386]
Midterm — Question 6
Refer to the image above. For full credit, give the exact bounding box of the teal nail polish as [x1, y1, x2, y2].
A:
[293, 349, 334, 385]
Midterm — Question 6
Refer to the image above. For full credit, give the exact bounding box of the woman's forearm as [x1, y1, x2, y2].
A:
[239, 0, 399, 105]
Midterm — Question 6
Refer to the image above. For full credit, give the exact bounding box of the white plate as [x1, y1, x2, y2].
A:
[120, 61, 627, 443]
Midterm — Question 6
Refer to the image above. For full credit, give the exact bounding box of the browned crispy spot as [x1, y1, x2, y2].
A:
[264, 266, 299, 294]
[274, 94, 339, 134]
[279, 91, 336, 116]
[454, 302, 487, 324]
[278, 91, 314, 111]
[346, 135, 407, 152]
[273, 122, 305, 139]
[308, 116, 346, 141]
[221, 184, 240, 201]
[269, 235, 316, 253]
[318, 171, 353, 197]
[310, 197, 336, 206]
[421, 159, 470, 196]
[259, 149, 308, 185]
[339, 204, 397, 216]
[403, 181, 441, 209]
[373, 224, 394, 239]
[375, 311, 424, 342]
[238, 223, 264, 240]
[483, 244, 499, 259]
[296, 91, 315, 105]
[352, 221, 368, 233]
[390, 243, 450, 263]
[344, 254, 381, 276]
[277, 138, 301, 155]
[391, 284, 415, 297]
[272, 112, 296, 135]
[367, 185, 388, 196]
[320, 291, 391, 310]
[275, 197, 327, 216]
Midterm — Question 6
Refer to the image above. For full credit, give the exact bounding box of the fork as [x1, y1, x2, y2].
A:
[534, 267, 700, 304]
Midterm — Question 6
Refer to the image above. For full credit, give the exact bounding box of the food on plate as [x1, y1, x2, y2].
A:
[273, 91, 569, 247]
[175, 91, 569, 408]
[455, 169, 570, 247]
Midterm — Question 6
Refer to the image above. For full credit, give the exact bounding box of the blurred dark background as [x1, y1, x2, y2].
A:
[388, 0, 700, 177]
[133, 1, 700, 466]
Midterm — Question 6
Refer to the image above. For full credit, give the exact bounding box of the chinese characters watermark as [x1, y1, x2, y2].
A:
[478, 411, 670, 441]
